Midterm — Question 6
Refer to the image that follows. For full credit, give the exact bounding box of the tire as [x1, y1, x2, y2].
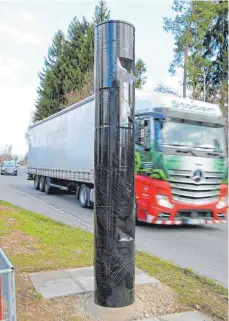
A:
[44, 177, 53, 194]
[79, 184, 89, 208]
[39, 176, 45, 192]
[14, 172, 17, 176]
[34, 175, 40, 190]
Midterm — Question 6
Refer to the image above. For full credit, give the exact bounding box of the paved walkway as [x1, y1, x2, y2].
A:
[30, 266, 212, 321]
[30, 266, 159, 299]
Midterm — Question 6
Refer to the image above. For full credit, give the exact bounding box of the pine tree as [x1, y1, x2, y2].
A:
[45, 30, 65, 69]
[164, 0, 228, 105]
[93, 0, 110, 25]
[202, 1, 228, 109]
[185, 1, 218, 100]
[67, 17, 94, 75]
[34, 30, 67, 121]
[39, 30, 65, 87]
[34, 61, 67, 121]
[33, 0, 116, 120]
[64, 0, 110, 105]
[135, 59, 147, 89]
[63, 16, 93, 93]
[163, 0, 197, 98]
[34, 20, 85, 120]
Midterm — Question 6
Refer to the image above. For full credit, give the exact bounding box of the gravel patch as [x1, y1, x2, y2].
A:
[136, 284, 184, 319]
[75, 283, 185, 321]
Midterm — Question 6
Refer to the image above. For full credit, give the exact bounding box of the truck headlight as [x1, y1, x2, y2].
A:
[216, 197, 228, 209]
[156, 194, 174, 209]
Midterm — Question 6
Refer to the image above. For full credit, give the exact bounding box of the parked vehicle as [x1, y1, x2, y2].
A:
[1, 161, 18, 176]
[27, 89, 228, 225]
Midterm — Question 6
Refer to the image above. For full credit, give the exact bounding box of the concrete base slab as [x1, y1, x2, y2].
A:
[84, 294, 144, 321]
[30, 266, 159, 299]
[140, 311, 212, 321]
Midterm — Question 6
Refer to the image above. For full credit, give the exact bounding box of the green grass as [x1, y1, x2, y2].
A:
[0, 201, 93, 272]
[0, 201, 228, 321]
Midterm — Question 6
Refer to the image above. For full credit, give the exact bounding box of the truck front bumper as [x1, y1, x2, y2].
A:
[146, 205, 227, 225]
[136, 177, 228, 225]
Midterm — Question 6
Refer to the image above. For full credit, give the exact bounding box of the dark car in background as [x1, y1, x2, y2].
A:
[1, 161, 18, 176]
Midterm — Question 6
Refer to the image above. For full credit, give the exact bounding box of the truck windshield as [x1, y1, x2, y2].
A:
[160, 120, 226, 153]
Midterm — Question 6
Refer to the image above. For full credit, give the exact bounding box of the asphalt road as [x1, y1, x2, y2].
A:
[0, 167, 228, 287]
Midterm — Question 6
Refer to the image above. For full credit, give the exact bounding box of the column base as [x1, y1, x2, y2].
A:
[84, 294, 144, 321]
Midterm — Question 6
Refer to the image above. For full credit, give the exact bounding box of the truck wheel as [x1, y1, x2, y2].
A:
[39, 176, 45, 192]
[79, 184, 89, 208]
[34, 175, 40, 190]
[45, 177, 53, 194]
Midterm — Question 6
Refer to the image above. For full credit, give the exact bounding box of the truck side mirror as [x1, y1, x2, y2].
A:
[144, 120, 151, 151]
[135, 119, 141, 145]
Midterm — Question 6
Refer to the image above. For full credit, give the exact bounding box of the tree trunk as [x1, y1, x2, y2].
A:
[183, 0, 194, 99]
[183, 25, 190, 98]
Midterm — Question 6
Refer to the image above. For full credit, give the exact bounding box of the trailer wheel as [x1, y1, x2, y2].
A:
[34, 175, 40, 190]
[45, 177, 53, 194]
[27, 173, 33, 180]
[79, 184, 89, 208]
[39, 176, 45, 192]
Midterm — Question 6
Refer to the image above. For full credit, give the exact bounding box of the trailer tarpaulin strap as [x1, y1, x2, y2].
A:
[94, 20, 136, 308]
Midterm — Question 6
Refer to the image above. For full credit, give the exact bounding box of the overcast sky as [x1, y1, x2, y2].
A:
[0, 0, 182, 156]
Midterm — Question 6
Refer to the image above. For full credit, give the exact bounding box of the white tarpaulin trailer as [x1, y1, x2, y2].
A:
[28, 96, 95, 184]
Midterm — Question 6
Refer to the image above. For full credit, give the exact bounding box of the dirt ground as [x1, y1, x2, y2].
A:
[1, 230, 38, 256]
[16, 273, 79, 321]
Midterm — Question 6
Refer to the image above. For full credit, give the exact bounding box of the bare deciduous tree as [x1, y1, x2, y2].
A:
[0, 145, 13, 163]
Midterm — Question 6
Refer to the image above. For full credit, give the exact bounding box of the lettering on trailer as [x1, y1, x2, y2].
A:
[171, 100, 216, 114]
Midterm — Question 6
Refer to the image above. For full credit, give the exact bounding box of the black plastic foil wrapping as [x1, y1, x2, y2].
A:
[94, 20, 136, 307]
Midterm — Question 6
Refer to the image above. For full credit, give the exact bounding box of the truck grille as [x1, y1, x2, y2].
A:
[177, 210, 213, 219]
[168, 169, 223, 205]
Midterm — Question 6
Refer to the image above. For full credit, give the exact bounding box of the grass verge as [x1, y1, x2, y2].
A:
[0, 201, 228, 321]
